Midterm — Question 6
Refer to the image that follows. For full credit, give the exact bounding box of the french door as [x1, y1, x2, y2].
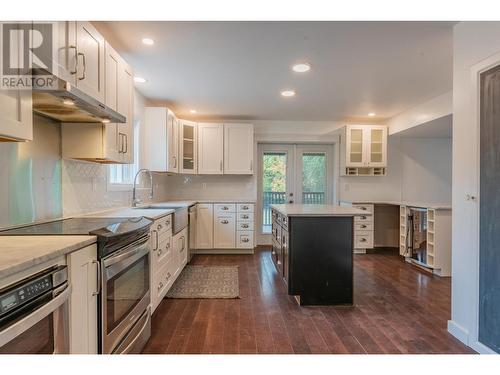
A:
[258, 144, 334, 234]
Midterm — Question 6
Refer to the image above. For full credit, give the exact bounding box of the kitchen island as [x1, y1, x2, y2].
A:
[270, 204, 369, 306]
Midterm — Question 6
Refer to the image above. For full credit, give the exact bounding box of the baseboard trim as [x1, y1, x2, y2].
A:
[192, 248, 254, 255]
[470, 340, 497, 354]
[447, 320, 469, 345]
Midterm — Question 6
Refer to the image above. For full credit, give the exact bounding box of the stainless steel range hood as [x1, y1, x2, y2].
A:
[32, 76, 126, 124]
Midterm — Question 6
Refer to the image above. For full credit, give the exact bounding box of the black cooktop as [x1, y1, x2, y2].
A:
[0, 217, 153, 258]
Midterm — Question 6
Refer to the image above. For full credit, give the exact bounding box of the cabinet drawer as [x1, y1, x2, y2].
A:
[236, 231, 254, 248]
[152, 263, 174, 310]
[156, 216, 172, 242]
[237, 212, 254, 222]
[354, 214, 372, 223]
[214, 203, 236, 214]
[354, 232, 374, 249]
[237, 203, 254, 213]
[151, 235, 172, 272]
[355, 222, 373, 231]
[237, 221, 254, 231]
[353, 204, 374, 214]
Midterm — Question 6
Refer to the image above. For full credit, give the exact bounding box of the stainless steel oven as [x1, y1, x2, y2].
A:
[0, 266, 70, 354]
[100, 234, 151, 354]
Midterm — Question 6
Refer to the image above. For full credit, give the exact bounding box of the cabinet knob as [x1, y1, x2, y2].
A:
[158, 224, 163, 230]
[158, 282, 164, 291]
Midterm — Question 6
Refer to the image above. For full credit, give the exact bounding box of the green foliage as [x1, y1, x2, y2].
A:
[263, 154, 286, 191]
[302, 154, 326, 192]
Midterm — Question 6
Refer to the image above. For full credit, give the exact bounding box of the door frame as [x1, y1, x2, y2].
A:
[463, 51, 500, 354]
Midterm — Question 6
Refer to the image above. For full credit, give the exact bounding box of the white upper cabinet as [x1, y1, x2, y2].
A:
[75, 22, 105, 102]
[179, 119, 197, 174]
[61, 42, 134, 163]
[144, 107, 179, 172]
[54, 21, 78, 83]
[344, 125, 387, 168]
[198, 123, 224, 174]
[0, 23, 33, 142]
[224, 123, 254, 174]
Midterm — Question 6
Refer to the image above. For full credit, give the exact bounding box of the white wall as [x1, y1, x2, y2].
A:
[388, 91, 452, 135]
[448, 21, 500, 354]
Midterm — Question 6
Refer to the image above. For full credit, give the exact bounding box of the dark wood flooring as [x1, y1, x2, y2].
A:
[142, 247, 474, 354]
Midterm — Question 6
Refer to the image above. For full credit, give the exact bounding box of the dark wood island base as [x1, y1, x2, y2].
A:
[271, 204, 368, 306]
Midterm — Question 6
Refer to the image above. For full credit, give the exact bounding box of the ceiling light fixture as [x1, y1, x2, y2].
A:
[142, 38, 154, 46]
[281, 90, 296, 97]
[133, 76, 147, 83]
[189, 109, 197, 114]
[368, 112, 376, 117]
[292, 63, 311, 73]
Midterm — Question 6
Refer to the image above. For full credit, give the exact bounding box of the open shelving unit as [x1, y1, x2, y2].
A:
[426, 209, 435, 267]
[399, 205, 407, 256]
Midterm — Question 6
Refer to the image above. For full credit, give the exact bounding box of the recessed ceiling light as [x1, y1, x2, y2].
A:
[281, 90, 296, 97]
[189, 109, 197, 114]
[142, 38, 154, 46]
[133, 76, 147, 83]
[368, 112, 376, 117]
[292, 63, 311, 73]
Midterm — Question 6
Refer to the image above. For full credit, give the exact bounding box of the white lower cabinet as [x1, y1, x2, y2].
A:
[193, 202, 255, 252]
[173, 228, 188, 277]
[196, 204, 214, 249]
[214, 213, 236, 248]
[67, 244, 98, 354]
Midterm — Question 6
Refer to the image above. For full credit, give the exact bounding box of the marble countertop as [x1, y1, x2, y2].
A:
[0, 236, 96, 279]
[156, 199, 256, 204]
[271, 204, 369, 217]
[340, 200, 452, 210]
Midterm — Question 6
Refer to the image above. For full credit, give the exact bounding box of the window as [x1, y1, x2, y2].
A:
[107, 122, 140, 191]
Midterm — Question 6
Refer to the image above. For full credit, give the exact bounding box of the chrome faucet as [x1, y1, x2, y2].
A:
[132, 168, 154, 207]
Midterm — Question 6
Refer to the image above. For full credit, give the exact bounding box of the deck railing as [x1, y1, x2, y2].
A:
[262, 191, 325, 228]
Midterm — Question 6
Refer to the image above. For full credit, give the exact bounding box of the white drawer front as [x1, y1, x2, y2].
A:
[237, 212, 254, 222]
[353, 204, 374, 214]
[152, 263, 174, 310]
[354, 231, 374, 249]
[354, 214, 372, 223]
[237, 203, 254, 213]
[156, 215, 172, 242]
[355, 222, 373, 231]
[237, 221, 254, 231]
[214, 203, 236, 214]
[236, 230, 254, 248]
[151, 235, 172, 272]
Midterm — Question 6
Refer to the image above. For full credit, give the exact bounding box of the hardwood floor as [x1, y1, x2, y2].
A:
[142, 247, 474, 354]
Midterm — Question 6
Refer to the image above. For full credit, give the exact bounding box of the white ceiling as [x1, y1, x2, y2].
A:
[95, 21, 454, 122]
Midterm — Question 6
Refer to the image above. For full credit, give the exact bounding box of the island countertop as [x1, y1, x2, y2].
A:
[270, 204, 370, 217]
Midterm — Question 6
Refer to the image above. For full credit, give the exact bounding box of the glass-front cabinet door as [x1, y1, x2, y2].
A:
[179, 120, 197, 174]
[346, 126, 366, 167]
[367, 126, 387, 167]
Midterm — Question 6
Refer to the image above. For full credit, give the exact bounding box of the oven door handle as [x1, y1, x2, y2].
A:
[103, 236, 149, 268]
[104, 241, 150, 279]
[0, 283, 71, 348]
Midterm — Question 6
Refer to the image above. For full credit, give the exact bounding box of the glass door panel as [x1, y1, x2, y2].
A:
[349, 128, 364, 164]
[261, 152, 288, 233]
[369, 129, 384, 163]
[183, 124, 195, 170]
[301, 153, 326, 204]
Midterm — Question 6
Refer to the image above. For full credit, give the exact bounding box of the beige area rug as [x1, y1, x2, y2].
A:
[166, 265, 239, 299]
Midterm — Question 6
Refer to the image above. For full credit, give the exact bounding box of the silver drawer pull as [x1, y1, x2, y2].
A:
[360, 238, 367, 242]
[222, 206, 229, 210]
[361, 216, 367, 219]
[242, 205, 249, 210]
[221, 220, 229, 224]
[165, 220, 170, 226]
[241, 224, 249, 228]
[242, 215, 249, 219]
[158, 224, 163, 230]
[166, 272, 171, 280]
[361, 225, 367, 228]
[242, 238, 249, 243]
[158, 248, 163, 256]
[166, 242, 170, 249]
[158, 281, 164, 291]
[360, 207, 367, 210]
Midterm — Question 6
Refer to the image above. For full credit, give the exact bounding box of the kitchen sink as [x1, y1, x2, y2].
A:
[134, 205, 187, 234]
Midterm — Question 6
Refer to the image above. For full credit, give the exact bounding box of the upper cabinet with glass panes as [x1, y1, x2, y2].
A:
[340, 125, 387, 176]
